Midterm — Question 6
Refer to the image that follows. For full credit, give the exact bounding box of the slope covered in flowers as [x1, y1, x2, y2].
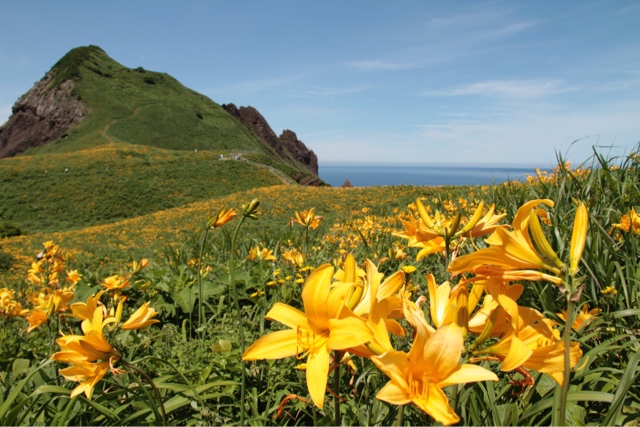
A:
[0, 148, 638, 426]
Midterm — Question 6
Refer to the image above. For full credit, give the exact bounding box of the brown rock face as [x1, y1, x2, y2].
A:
[0, 74, 87, 158]
[223, 103, 319, 176]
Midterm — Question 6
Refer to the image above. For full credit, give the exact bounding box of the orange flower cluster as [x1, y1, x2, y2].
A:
[244, 197, 592, 425]
[20, 241, 81, 332]
[51, 292, 160, 399]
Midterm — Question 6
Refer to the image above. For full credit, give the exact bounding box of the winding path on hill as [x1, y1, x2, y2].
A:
[100, 107, 142, 144]
[220, 155, 296, 185]
[239, 158, 296, 185]
[100, 106, 296, 185]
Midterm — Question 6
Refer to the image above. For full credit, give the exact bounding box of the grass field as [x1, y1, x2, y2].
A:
[0, 147, 638, 426]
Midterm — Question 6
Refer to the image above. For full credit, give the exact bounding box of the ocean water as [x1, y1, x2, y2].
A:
[319, 164, 546, 187]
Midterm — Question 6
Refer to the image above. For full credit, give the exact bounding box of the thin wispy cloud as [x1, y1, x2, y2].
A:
[345, 59, 422, 71]
[285, 85, 372, 99]
[485, 21, 537, 38]
[423, 79, 575, 98]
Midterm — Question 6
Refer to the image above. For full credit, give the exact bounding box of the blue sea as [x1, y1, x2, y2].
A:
[319, 164, 547, 187]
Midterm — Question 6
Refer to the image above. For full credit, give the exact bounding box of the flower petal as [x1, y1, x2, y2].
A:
[306, 342, 330, 408]
[328, 316, 372, 350]
[265, 303, 308, 330]
[242, 329, 299, 361]
[439, 364, 498, 387]
[501, 336, 533, 372]
[302, 264, 334, 328]
[421, 323, 464, 382]
[375, 381, 411, 406]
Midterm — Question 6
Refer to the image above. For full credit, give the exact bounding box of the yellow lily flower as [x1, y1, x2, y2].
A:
[282, 248, 305, 268]
[0, 288, 23, 318]
[427, 274, 468, 329]
[346, 258, 406, 355]
[611, 207, 640, 235]
[207, 207, 237, 228]
[22, 308, 48, 333]
[121, 301, 160, 330]
[59, 361, 111, 399]
[393, 214, 440, 246]
[66, 270, 83, 285]
[372, 321, 498, 425]
[100, 274, 130, 291]
[246, 246, 277, 262]
[242, 264, 372, 408]
[558, 303, 600, 331]
[71, 291, 106, 321]
[288, 208, 324, 230]
[462, 204, 507, 238]
[449, 199, 564, 281]
[415, 236, 447, 260]
[477, 318, 582, 385]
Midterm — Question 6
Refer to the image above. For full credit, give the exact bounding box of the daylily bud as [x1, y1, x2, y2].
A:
[469, 306, 503, 352]
[243, 198, 260, 219]
[416, 199, 436, 229]
[114, 300, 124, 324]
[569, 203, 588, 276]
[345, 283, 364, 311]
[529, 210, 564, 270]
[447, 213, 462, 238]
[457, 201, 485, 237]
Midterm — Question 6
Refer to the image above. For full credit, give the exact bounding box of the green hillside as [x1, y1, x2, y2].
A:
[0, 143, 285, 234]
[30, 46, 276, 157]
[0, 46, 324, 235]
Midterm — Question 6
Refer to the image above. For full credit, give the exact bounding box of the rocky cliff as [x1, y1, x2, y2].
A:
[222, 103, 319, 176]
[0, 74, 87, 158]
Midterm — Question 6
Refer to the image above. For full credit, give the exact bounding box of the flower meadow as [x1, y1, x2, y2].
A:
[1, 148, 639, 426]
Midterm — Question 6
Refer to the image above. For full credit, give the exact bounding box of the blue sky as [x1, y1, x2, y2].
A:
[1, 1, 639, 167]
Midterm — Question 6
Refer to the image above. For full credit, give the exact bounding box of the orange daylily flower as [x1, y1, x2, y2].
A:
[246, 246, 277, 262]
[372, 318, 497, 425]
[1, 288, 24, 318]
[101, 275, 130, 291]
[59, 361, 111, 399]
[208, 207, 238, 228]
[71, 291, 106, 321]
[558, 303, 600, 331]
[288, 208, 323, 230]
[121, 301, 160, 330]
[242, 264, 372, 408]
[477, 318, 582, 385]
[611, 207, 640, 235]
[341, 256, 406, 355]
[426, 275, 469, 330]
[449, 201, 561, 275]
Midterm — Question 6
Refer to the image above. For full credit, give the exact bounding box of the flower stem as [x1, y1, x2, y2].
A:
[229, 215, 248, 425]
[122, 360, 167, 427]
[334, 350, 342, 426]
[557, 295, 575, 426]
[197, 226, 210, 341]
[395, 404, 404, 426]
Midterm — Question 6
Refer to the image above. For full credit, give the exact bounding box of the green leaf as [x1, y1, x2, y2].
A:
[602, 347, 640, 426]
[0, 361, 50, 422]
[12, 359, 30, 377]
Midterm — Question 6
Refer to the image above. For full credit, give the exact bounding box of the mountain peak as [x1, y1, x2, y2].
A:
[0, 46, 322, 184]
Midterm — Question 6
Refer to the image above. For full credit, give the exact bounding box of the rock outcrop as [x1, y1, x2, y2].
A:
[0, 74, 87, 158]
[222, 103, 319, 176]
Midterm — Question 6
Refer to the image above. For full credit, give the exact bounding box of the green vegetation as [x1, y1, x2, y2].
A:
[0, 143, 283, 233]
[24, 45, 313, 184]
[0, 147, 638, 426]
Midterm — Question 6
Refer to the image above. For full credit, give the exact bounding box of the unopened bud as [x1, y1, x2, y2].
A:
[243, 198, 260, 219]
